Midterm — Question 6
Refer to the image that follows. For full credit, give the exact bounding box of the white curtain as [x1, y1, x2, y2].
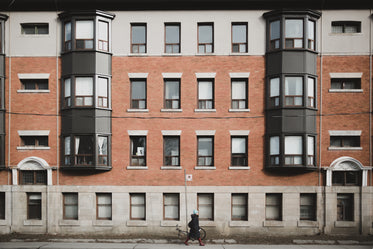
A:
[76, 77, 93, 95]
[98, 21, 108, 41]
[307, 20, 315, 40]
[307, 77, 314, 98]
[285, 136, 302, 155]
[270, 136, 279, 155]
[97, 77, 108, 97]
[64, 78, 71, 97]
[232, 138, 246, 153]
[164, 195, 179, 219]
[76, 20, 93, 39]
[75, 137, 80, 154]
[232, 81, 246, 99]
[98, 195, 112, 219]
[98, 137, 107, 155]
[308, 136, 314, 156]
[285, 77, 303, 95]
[270, 78, 280, 97]
[198, 81, 213, 99]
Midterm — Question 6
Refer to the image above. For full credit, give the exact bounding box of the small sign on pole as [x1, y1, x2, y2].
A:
[186, 174, 193, 181]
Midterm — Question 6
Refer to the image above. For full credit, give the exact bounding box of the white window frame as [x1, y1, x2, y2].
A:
[329, 73, 363, 93]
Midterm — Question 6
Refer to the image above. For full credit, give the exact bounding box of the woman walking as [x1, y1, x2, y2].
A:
[184, 209, 205, 246]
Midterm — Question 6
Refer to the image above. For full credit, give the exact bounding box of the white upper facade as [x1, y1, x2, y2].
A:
[1, 9, 372, 57]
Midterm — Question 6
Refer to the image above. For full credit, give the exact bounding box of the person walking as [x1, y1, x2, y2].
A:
[184, 209, 205, 246]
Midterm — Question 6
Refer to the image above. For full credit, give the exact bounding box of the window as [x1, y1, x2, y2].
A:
[130, 193, 146, 220]
[20, 136, 48, 148]
[96, 193, 112, 220]
[270, 77, 280, 107]
[232, 23, 247, 53]
[64, 136, 71, 165]
[130, 136, 146, 166]
[300, 193, 316, 221]
[20, 79, 48, 90]
[74, 136, 94, 165]
[64, 78, 71, 107]
[331, 78, 361, 90]
[63, 193, 78, 220]
[333, 171, 360, 186]
[197, 137, 213, 166]
[76, 20, 94, 49]
[265, 193, 282, 221]
[231, 79, 248, 109]
[198, 23, 213, 53]
[285, 77, 303, 106]
[330, 136, 360, 148]
[75, 77, 93, 107]
[131, 79, 146, 109]
[164, 193, 179, 220]
[231, 194, 248, 221]
[285, 136, 303, 166]
[285, 19, 303, 48]
[98, 20, 109, 51]
[0, 192, 5, 220]
[270, 20, 280, 50]
[164, 79, 180, 109]
[20, 171, 47, 185]
[131, 24, 146, 53]
[98, 136, 108, 166]
[27, 193, 42, 220]
[165, 23, 180, 53]
[64, 22, 72, 50]
[269, 136, 280, 166]
[163, 136, 180, 166]
[307, 77, 315, 107]
[337, 194, 354, 221]
[307, 20, 315, 50]
[332, 21, 361, 34]
[198, 193, 214, 220]
[21, 23, 48, 35]
[231, 137, 248, 166]
[198, 79, 214, 109]
[97, 77, 108, 108]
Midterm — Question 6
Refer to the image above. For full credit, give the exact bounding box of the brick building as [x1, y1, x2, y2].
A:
[0, 0, 372, 237]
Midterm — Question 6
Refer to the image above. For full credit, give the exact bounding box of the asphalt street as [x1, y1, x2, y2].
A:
[0, 243, 372, 249]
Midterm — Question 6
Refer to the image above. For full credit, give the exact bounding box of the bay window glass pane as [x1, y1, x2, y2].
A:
[199, 25, 213, 43]
[232, 138, 246, 154]
[270, 78, 280, 97]
[76, 77, 93, 95]
[64, 137, 70, 155]
[98, 21, 108, 41]
[76, 20, 93, 39]
[198, 81, 213, 99]
[65, 22, 71, 41]
[285, 19, 303, 38]
[285, 136, 302, 155]
[285, 77, 303, 95]
[307, 78, 314, 97]
[232, 81, 246, 99]
[232, 24, 246, 43]
[308, 136, 314, 156]
[270, 136, 279, 155]
[270, 20, 280, 40]
[64, 78, 71, 97]
[307, 20, 315, 49]
[98, 78, 108, 97]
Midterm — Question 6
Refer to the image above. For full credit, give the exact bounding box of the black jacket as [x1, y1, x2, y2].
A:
[188, 214, 200, 239]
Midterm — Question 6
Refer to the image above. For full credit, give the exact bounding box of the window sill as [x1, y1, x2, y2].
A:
[229, 109, 250, 112]
[297, 220, 319, 227]
[328, 147, 362, 151]
[162, 53, 182, 56]
[229, 166, 250, 170]
[160, 220, 180, 227]
[127, 220, 148, 227]
[93, 220, 113, 227]
[194, 166, 216, 170]
[128, 53, 148, 57]
[161, 166, 182, 170]
[196, 53, 216, 56]
[329, 33, 363, 37]
[194, 109, 216, 113]
[229, 220, 250, 227]
[59, 219, 80, 226]
[17, 146, 50, 150]
[24, 219, 43, 226]
[17, 90, 50, 93]
[329, 89, 363, 93]
[263, 220, 284, 227]
[127, 109, 149, 113]
[334, 221, 357, 228]
[161, 109, 182, 112]
[199, 220, 216, 227]
[127, 166, 148, 170]
[229, 52, 250, 56]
